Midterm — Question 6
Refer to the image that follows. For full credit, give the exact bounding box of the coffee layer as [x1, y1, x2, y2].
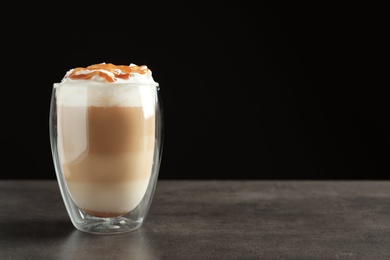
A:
[57, 105, 155, 215]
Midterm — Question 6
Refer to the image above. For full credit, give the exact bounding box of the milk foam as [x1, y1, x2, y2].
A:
[54, 63, 158, 108]
[55, 84, 156, 108]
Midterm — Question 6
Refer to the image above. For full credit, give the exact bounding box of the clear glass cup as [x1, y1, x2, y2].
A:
[49, 82, 163, 234]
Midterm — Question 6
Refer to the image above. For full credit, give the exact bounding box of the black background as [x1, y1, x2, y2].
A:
[1, 2, 386, 180]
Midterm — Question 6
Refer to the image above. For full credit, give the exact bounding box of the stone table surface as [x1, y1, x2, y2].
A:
[0, 180, 390, 259]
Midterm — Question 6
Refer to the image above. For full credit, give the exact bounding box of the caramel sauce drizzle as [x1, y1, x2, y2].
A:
[68, 63, 149, 82]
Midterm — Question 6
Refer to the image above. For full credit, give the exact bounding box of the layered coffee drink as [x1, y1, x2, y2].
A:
[54, 63, 158, 218]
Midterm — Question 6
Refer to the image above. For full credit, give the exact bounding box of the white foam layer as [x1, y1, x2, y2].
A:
[55, 84, 156, 110]
[66, 180, 150, 214]
[54, 63, 158, 109]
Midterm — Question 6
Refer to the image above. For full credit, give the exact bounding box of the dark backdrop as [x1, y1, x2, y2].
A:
[1, 2, 386, 180]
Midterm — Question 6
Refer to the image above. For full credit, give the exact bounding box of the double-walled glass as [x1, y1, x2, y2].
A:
[49, 82, 163, 234]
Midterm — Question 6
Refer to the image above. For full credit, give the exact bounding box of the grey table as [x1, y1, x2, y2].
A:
[0, 180, 389, 259]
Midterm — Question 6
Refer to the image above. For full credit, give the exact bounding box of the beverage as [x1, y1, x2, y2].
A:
[50, 63, 163, 233]
[58, 98, 155, 218]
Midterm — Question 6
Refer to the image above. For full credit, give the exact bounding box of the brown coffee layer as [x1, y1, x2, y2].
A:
[87, 106, 155, 153]
[58, 106, 155, 154]
[58, 105, 155, 183]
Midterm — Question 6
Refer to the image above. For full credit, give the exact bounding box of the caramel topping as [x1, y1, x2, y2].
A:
[68, 63, 149, 82]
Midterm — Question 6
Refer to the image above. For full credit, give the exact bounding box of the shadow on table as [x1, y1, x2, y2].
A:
[0, 218, 72, 257]
[0, 218, 73, 240]
[56, 228, 158, 259]
[0, 218, 158, 259]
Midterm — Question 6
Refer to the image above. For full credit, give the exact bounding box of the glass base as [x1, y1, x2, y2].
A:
[75, 213, 144, 234]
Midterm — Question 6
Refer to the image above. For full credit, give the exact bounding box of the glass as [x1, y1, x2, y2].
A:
[49, 82, 163, 234]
